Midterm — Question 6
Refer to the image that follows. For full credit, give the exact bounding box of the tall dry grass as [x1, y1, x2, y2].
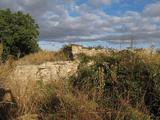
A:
[0, 57, 16, 85]
[16, 50, 68, 65]
[3, 78, 101, 120]
[135, 49, 160, 64]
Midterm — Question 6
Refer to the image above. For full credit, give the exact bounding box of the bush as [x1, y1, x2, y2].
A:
[0, 9, 39, 62]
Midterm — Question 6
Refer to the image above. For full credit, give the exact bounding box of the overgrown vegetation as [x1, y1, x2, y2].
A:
[0, 47, 159, 120]
[70, 50, 160, 120]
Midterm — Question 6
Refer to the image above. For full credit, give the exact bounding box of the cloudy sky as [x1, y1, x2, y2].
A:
[0, 0, 160, 49]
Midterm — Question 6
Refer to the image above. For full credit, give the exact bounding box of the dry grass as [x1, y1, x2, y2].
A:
[0, 58, 16, 84]
[15, 50, 68, 65]
[3, 77, 101, 120]
[115, 104, 151, 120]
[135, 49, 160, 64]
[5, 79, 44, 114]
[44, 81, 101, 120]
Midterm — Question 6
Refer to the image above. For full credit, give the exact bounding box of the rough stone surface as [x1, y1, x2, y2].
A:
[11, 61, 79, 82]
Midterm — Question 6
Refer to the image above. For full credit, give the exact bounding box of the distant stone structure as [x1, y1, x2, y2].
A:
[70, 44, 108, 57]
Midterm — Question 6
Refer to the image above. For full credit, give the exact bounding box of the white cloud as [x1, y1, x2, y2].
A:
[144, 2, 160, 17]
[0, 0, 159, 44]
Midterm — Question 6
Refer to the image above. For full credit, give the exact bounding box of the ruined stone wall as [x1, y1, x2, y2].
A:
[71, 45, 108, 56]
[10, 45, 110, 83]
[11, 61, 79, 82]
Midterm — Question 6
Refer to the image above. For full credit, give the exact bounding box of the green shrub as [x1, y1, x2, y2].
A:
[0, 9, 39, 62]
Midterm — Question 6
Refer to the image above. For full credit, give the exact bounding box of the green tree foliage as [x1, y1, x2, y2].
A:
[0, 9, 39, 62]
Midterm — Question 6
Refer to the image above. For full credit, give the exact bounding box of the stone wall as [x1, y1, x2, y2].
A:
[71, 45, 108, 56]
[11, 61, 79, 82]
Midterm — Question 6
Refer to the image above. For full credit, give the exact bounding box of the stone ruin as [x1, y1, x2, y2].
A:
[71, 44, 108, 57]
[10, 44, 111, 83]
[11, 61, 79, 83]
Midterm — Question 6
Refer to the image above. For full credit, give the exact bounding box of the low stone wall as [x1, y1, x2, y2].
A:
[11, 61, 79, 82]
[71, 45, 108, 56]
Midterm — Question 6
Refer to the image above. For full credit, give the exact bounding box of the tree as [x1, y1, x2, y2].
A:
[0, 9, 39, 62]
